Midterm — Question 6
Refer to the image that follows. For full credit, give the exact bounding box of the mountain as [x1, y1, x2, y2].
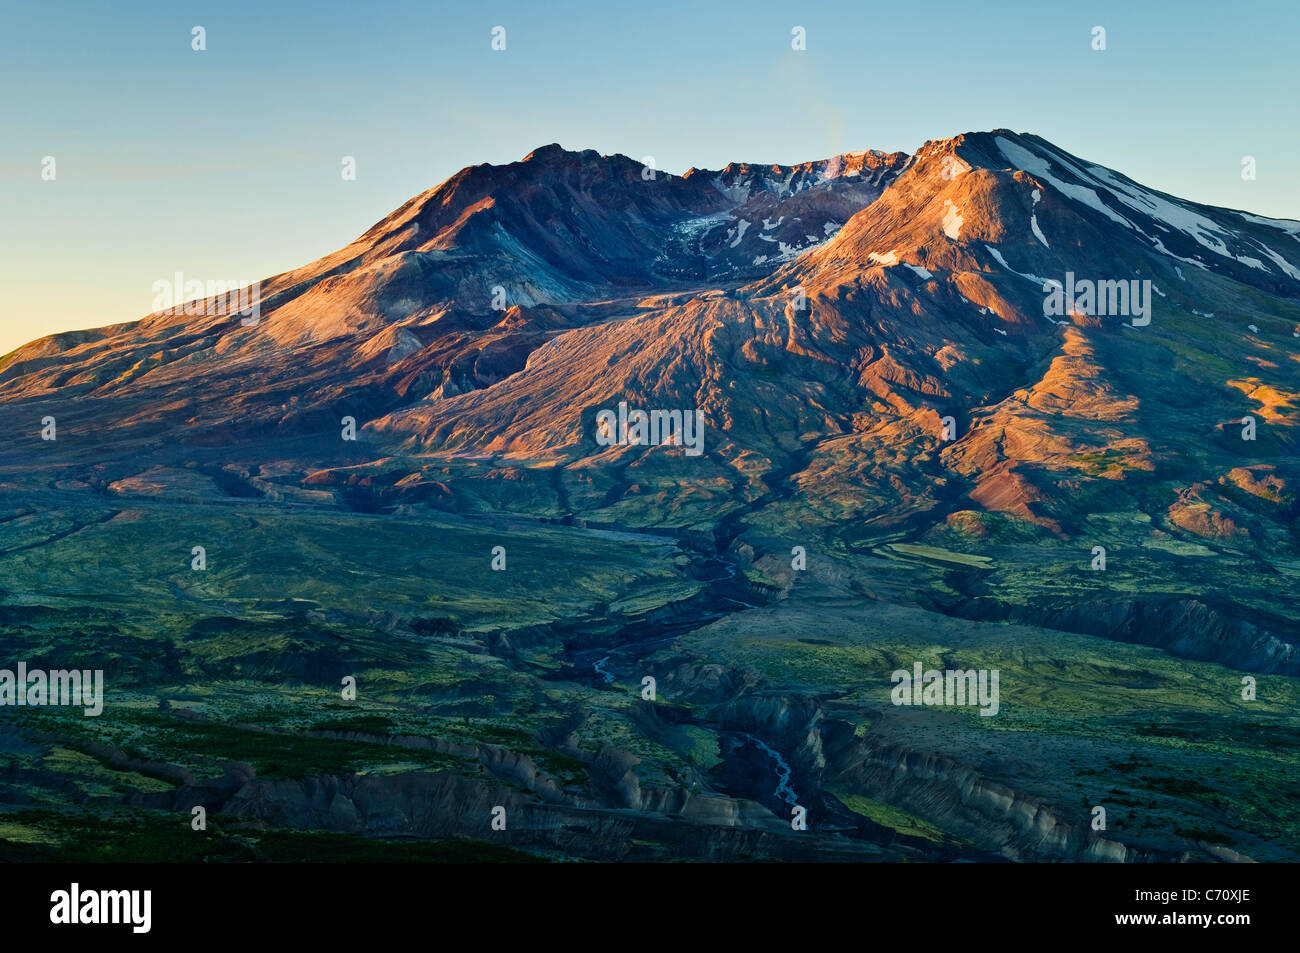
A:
[3, 130, 1299, 863]
[4, 129, 1299, 658]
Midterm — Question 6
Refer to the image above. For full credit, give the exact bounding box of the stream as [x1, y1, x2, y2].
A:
[739, 732, 800, 806]
[546, 541, 814, 817]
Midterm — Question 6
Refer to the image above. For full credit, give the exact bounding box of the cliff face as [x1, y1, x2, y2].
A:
[957, 597, 1300, 676]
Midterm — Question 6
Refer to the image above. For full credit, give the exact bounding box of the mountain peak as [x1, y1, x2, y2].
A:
[520, 142, 612, 167]
[521, 142, 570, 163]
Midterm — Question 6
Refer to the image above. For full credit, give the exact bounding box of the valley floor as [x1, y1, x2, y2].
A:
[1, 489, 1295, 862]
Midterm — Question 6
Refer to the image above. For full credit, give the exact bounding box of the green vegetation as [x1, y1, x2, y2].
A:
[0, 810, 540, 863]
[828, 789, 962, 845]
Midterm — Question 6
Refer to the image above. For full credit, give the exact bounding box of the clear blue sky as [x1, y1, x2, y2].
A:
[2, 0, 1298, 355]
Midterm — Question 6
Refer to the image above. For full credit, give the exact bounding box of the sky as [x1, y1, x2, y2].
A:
[2, 0, 1298, 356]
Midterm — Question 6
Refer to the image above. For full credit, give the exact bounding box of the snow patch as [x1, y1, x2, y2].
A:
[716, 176, 752, 204]
[995, 136, 1134, 230]
[1151, 237, 1207, 270]
[942, 200, 964, 240]
[1238, 211, 1300, 239]
[1253, 242, 1300, 281]
[1030, 214, 1049, 248]
[1084, 163, 1237, 260]
[984, 244, 1053, 286]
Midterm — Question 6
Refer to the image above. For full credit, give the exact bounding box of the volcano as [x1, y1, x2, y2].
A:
[3, 130, 1299, 863]
[6, 130, 1297, 597]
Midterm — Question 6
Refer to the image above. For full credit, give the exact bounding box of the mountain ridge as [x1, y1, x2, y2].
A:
[3, 130, 1297, 576]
